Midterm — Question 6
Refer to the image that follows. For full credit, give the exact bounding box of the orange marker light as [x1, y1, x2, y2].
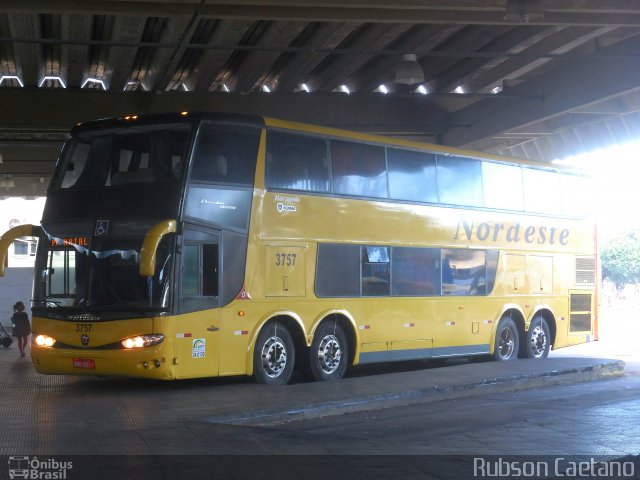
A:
[238, 311, 246, 317]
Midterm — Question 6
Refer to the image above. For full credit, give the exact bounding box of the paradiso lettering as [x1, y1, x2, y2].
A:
[455, 218, 570, 246]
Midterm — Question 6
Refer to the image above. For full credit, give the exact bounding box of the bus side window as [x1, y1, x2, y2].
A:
[362, 246, 390, 296]
[315, 243, 360, 297]
[391, 247, 440, 296]
[179, 242, 219, 313]
[442, 249, 487, 296]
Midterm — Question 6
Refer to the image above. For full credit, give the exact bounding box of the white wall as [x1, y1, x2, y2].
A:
[0, 197, 45, 268]
[1, 267, 33, 328]
[0, 197, 44, 326]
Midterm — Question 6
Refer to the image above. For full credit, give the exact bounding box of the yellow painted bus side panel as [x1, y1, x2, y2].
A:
[171, 309, 220, 379]
[265, 245, 307, 297]
[502, 254, 527, 294]
[259, 193, 594, 255]
[528, 255, 553, 294]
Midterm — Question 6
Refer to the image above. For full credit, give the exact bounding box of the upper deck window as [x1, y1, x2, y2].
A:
[561, 174, 593, 217]
[266, 131, 330, 192]
[387, 148, 437, 203]
[190, 124, 261, 186]
[523, 168, 561, 215]
[331, 140, 388, 198]
[262, 129, 590, 219]
[183, 124, 261, 232]
[437, 155, 483, 207]
[482, 162, 524, 211]
[53, 124, 191, 189]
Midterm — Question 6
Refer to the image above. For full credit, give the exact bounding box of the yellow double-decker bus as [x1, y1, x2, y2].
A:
[0, 112, 598, 384]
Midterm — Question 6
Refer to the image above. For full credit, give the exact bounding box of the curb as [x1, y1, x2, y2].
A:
[204, 359, 625, 426]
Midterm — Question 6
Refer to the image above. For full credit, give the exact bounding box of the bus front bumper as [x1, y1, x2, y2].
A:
[31, 344, 176, 380]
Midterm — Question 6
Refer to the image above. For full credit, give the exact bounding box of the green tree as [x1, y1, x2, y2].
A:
[600, 230, 640, 288]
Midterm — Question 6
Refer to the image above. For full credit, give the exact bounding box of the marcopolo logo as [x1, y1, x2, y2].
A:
[276, 203, 297, 213]
[275, 194, 299, 213]
[8, 456, 73, 479]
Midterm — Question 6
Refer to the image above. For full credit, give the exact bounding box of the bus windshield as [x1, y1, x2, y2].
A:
[52, 124, 191, 190]
[34, 233, 174, 312]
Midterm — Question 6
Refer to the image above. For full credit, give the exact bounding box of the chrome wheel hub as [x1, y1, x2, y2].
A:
[317, 335, 342, 374]
[260, 336, 287, 378]
[529, 325, 547, 358]
[498, 328, 515, 359]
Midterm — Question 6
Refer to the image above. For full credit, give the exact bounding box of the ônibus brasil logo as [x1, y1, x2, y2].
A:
[8, 456, 73, 479]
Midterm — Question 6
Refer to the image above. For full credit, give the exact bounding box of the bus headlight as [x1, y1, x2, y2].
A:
[35, 335, 56, 347]
[121, 334, 164, 349]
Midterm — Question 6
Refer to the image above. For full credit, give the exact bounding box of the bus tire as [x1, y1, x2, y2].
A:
[524, 316, 551, 359]
[493, 317, 519, 361]
[253, 321, 295, 385]
[309, 321, 348, 381]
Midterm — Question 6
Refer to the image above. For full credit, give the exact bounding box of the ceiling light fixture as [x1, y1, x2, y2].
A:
[395, 54, 424, 85]
[375, 84, 389, 94]
[415, 85, 428, 95]
[453, 86, 466, 94]
[503, 0, 544, 23]
[39, 76, 66, 88]
[124, 81, 147, 91]
[262, 85, 271, 93]
[0, 75, 24, 87]
[81, 77, 107, 90]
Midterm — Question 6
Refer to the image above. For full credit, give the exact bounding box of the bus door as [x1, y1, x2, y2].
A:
[174, 227, 221, 378]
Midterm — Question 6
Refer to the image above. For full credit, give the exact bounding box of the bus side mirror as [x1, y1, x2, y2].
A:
[139, 219, 177, 277]
[0, 225, 42, 277]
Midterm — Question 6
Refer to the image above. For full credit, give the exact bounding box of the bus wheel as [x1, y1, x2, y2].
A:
[253, 322, 295, 385]
[309, 322, 348, 381]
[493, 317, 519, 361]
[525, 316, 551, 359]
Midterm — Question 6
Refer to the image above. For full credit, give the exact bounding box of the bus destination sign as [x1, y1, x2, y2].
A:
[51, 237, 89, 247]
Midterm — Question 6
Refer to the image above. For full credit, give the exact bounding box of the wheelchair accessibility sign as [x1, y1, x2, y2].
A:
[94, 220, 109, 237]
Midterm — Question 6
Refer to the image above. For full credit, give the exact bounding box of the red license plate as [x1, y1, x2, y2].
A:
[72, 358, 95, 369]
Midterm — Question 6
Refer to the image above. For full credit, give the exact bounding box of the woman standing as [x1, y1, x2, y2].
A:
[11, 301, 31, 357]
